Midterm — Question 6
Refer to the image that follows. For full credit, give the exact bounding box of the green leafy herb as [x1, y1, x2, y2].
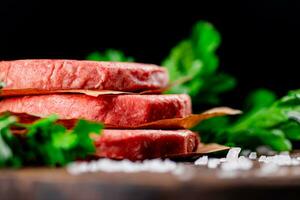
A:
[0, 113, 103, 167]
[0, 114, 16, 166]
[195, 89, 300, 151]
[162, 21, 236, 105]
[86, 49, 134, 62]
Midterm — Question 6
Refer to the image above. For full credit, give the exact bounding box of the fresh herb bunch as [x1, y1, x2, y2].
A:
[162, 21, 236, 105]
[87, 49, 134, 62]
[0, 113, 103, 167]
[196, 89, 300, 151]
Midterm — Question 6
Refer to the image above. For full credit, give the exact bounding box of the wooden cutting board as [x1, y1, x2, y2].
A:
[1, 163, 300, 200]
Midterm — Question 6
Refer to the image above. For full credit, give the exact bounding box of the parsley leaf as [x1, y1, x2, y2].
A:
[0, 113, 103, 167]
[0, 114, 17, 166]
[162, 21, 236, 105]
[195, 89, 300, 151]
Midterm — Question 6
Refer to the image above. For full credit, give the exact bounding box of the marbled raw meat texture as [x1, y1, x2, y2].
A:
[93, 129, 200, 160]
[0, 94, 191, 127]
[0, 60, 168, 91]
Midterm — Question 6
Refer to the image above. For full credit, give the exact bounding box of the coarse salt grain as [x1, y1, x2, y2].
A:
[221, 156, 253, 171]
[249, 152, 257, 160]
[258, 155, 267, 162]
[238, 156, 253, 170]
[269, 155, 292, 166]
[257, 154, 300, 167]
[292, 158, 300, 166]
[208, 158, 220, 169]
[226, 147, 241, 161]
[194, 156, 208, 166]
[257, 163, 280, 176]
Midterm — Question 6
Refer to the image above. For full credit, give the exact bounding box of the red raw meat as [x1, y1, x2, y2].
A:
[0, 94, 191, 127]
[0, 60, 168, 91]
[93, 129, 200, 160]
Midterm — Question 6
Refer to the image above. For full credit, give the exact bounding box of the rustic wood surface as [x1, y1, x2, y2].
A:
[1, 161, 300, 200]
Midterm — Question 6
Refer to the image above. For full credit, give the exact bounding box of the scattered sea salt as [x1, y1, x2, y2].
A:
[194, 156, 208, 166]
[195, 147, 254, 172]
[258, 155, 267, 162]
[226, 147, 241, 161]
[249, 152, 257, 160]
[67, 159, 183, 175]
[237, 156, 253, 170]
[208, 158, 220, 169]
[265, 155, 291, 166]
[68, 148, 299, 178]
[291, 158, 300, 166]
[257, 154, 300, 167]
[193, 146, 300, 176]
[221, 156, 253, 171]
[257, 163, 280, 176]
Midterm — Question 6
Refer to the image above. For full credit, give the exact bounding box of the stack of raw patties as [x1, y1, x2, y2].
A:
[0, 60, 199, 160]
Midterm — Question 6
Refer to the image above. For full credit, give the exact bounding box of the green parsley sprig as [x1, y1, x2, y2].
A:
[162, 21, 236, 105]
[196, 89, 300, 151]
[0, 113, 103, 167]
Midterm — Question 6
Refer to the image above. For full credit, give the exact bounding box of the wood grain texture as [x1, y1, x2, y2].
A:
[1, 163, 300, 200]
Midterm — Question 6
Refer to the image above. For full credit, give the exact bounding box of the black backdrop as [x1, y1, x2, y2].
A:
[0, 1, 299, 108]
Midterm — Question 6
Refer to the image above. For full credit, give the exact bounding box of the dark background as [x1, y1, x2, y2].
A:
[0, 1, 299, 107]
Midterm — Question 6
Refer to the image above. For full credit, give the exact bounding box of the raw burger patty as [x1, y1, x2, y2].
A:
[0, 94, 191, 127]
[0, 60, 168, 91]
[93, 129, 200, 160]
